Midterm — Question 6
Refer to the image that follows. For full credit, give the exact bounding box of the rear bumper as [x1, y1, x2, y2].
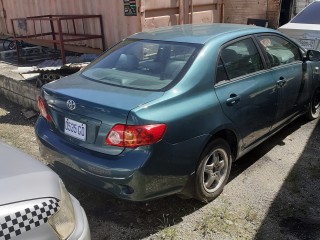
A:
[35, 117, 202, 201]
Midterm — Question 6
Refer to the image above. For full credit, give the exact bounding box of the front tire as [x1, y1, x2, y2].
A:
[194, 139, 232, 202]
[306, 88, 320, 120]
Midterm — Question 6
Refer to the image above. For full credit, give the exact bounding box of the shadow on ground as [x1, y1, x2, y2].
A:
[60, 170, 206, 239]
[253, 119, 320, 240]
[0, 95, 37, 126]
[229, 117, 307, 183]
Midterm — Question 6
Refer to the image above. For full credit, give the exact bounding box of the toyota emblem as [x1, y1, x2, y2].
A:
[66, 99, 76, 110]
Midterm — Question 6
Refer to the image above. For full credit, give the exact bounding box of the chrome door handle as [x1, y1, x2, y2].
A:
[226, 94, 240, 106]
[276, 77, 286, 87]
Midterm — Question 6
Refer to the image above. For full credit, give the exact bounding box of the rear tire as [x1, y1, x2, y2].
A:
[194, 139, 232, 202]
[306, 88, 320, 120]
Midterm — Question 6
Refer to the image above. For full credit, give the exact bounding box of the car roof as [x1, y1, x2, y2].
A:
[129, 23, 278, 44]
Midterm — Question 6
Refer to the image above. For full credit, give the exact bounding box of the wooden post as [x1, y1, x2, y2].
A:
[11, 19, 20, 61]
[50, 16, 57, 50]
[190, 0, 193, 24]
[99, 15, 106, 51]
[0, 0, 8, 34]
[57, 18, 66, 65]
[139, 0, 146, 31]
[220, 3, 225, 23]
[179, 0, 184, 25]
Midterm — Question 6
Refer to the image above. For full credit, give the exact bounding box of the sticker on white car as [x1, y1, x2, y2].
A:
[0, 198, 60, 240]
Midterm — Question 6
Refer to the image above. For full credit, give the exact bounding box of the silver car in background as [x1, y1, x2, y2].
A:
[278, 0, 320, 50]
[0, 141, 90, 240]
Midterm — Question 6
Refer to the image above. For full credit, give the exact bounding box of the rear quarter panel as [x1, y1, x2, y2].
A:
[128, 43, 236, 143]
[127, 42, 240, 172]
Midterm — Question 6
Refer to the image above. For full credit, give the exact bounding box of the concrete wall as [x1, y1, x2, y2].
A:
[0, 75, 40, 111]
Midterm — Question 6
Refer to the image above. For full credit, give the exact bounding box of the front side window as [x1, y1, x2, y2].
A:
[216, 38, 264, 82]
[257, 35, 301, 67]
[81, 39, 199, 90]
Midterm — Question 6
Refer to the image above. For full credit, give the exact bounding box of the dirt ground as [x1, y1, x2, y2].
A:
[1, 93, 320, 240]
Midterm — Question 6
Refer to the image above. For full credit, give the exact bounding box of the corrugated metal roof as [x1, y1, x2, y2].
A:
[14, 54, 97, 74]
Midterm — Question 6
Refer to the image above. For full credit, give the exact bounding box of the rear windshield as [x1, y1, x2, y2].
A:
[291, 2, 320, 24]
[81, 39, 199, 90]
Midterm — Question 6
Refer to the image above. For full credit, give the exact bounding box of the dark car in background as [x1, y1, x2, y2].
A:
[35, 23, 320, 202]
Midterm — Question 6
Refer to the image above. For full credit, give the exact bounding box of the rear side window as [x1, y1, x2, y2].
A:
[257, 35, 301, 67]
[216, 58, 228, 83]
[216, 38, 264, 83]
[81, 39, 198, 90]
[291, 2, 320, 24]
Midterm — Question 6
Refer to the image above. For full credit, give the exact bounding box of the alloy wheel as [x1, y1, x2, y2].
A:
[202, 147, 229, 193]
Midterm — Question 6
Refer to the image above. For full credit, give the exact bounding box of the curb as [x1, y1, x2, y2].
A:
[0, 74, 40, 112]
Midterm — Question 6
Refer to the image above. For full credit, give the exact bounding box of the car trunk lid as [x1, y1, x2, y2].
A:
[42, 74, 164, 155]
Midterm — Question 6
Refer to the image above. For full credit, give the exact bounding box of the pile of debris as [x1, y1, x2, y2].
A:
[0, 38, 98, 87]
[14, 54, 97, 87]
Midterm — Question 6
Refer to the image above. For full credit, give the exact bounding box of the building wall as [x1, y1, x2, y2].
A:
[0, 0, 141, 50]
[266, 0, 280, 28]
[3, 0, 306, 52]
[223, 0, 283, 29]
[0, 0, 222, 51]
[223, 0, 268, 25]
[142, 0, 223, 30]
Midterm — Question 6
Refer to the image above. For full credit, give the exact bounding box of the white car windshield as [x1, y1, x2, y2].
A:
[291, 1, 320, 24]
[81, 39, 199, 90]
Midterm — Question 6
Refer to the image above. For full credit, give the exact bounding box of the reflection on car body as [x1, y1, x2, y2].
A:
[35, 23, 320, 202]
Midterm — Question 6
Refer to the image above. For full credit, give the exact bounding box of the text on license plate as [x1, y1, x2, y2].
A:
[299, 39, 315, 49]
[64, 118, 86, 141]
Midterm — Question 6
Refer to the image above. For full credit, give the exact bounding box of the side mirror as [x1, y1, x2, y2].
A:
[306, 50, 320, 61]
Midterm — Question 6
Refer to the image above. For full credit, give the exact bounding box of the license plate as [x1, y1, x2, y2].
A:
[64, 118, 86, 141]
[298, 39, 316, 49]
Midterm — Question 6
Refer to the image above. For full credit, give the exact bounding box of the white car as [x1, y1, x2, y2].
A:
[278, 0, 320, 50]
[0, 141, 90, 240]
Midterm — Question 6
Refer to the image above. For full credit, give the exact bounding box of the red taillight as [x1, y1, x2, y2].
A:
[106, 124, 166, 148]
[37, 96, 52, 122]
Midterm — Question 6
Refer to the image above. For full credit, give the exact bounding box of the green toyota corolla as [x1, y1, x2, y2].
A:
[35, 23, 320, 202]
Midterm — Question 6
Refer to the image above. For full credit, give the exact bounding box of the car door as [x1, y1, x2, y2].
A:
[256, 34, 304, 130]
[214, 37, 278, 148]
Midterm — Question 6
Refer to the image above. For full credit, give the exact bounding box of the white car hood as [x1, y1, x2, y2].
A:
[0, 141, 61, 205]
